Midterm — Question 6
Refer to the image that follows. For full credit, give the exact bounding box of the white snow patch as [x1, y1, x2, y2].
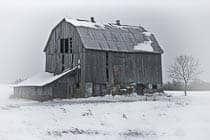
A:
[15, 67, 78, 87]
[143, 31, 152, 37]
[108, 23, 140, 30]
[65, 18, 105, 29]
[133, 41, 153, 52]
[65, 18, 143, 30]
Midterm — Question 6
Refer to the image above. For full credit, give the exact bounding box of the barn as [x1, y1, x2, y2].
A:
[14, 17, 164, 101]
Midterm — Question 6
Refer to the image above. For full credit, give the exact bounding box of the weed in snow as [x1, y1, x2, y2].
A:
[59, 107, 67, 113]
[47, 128, 105, 136]
[120, 129, 156, 137]
[81, 109, 93, 116]
[122, 114, 128, 119]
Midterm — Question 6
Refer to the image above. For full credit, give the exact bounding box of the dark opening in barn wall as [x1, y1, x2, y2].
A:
[71, 54, 74, 67]
[61, 55, 64, 64]
[70, 37, 73, 53]
[60, 39, 64, 53]
[137, 83, 145, 95]
[60, 38, 69, 54]
[65, 39, 69, 53]
[152, 84, 158, 89]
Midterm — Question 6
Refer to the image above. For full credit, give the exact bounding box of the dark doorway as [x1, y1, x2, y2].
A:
[137, 84, 145, 95]
[152, 84, 158, 89]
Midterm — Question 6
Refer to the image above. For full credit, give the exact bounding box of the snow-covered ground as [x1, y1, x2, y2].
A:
[0, 84, 210, 140]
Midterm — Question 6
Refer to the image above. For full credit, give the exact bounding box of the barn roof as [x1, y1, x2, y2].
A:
[14, 67, 78, 87]
[44, 18, 163, 53]
[65, 18, 163, 53]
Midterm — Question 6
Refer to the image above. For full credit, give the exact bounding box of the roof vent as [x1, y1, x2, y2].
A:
[116, 20, 121, 25]
[90, 17, 95, 23]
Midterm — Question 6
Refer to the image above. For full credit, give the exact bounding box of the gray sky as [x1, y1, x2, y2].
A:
[0, 0, 210, 83]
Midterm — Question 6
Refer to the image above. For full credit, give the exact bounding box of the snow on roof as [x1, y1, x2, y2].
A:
[143, 31, 152, 37]
[14, 67, 78, 87]
[64, 18, 144, 30]
[133, 41, 154, 52]
[133, 31, 155, 52]
[65, 18, 105, 29]
[107, 23, 141, 29]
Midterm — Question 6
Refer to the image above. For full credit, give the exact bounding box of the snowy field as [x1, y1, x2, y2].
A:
[0, 84, 210, 140]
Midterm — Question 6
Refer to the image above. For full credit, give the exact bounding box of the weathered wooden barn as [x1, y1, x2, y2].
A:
[14, 17, 164, 101]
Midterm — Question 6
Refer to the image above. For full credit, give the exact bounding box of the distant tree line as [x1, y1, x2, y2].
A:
[164, 79, 210, 91]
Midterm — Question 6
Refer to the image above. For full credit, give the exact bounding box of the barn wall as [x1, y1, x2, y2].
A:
[84, 49, 162, 95]
[109, 52, 162, 85]
[13, 68, 83, 101]
[45, 20, 83, 74]
[85, 50, 107, 83]
[13, 86, 53, 101]
[50, 69, 83, 98]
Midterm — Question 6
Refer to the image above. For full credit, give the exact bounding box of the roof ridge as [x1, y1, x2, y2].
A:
[65, 18, 144, 29]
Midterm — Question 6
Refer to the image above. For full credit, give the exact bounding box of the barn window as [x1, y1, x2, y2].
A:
[70, 37, 73, 53]
[60, 39, 64, 53]
[60, 38, 69, 53]
[65, 39, 69, 53]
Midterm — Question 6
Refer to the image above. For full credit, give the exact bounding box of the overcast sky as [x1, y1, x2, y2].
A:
[0, 0, 210, 83]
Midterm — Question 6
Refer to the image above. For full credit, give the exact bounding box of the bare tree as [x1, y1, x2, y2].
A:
[168, 55, 201, 96]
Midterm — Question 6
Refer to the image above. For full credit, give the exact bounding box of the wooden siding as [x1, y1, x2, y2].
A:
[45, 21, 83, 74]
[50, 69, 83, 98]
[14, 86, 53, 101]
[14, 68, 81, 101]
[84, 49, 162, 86]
